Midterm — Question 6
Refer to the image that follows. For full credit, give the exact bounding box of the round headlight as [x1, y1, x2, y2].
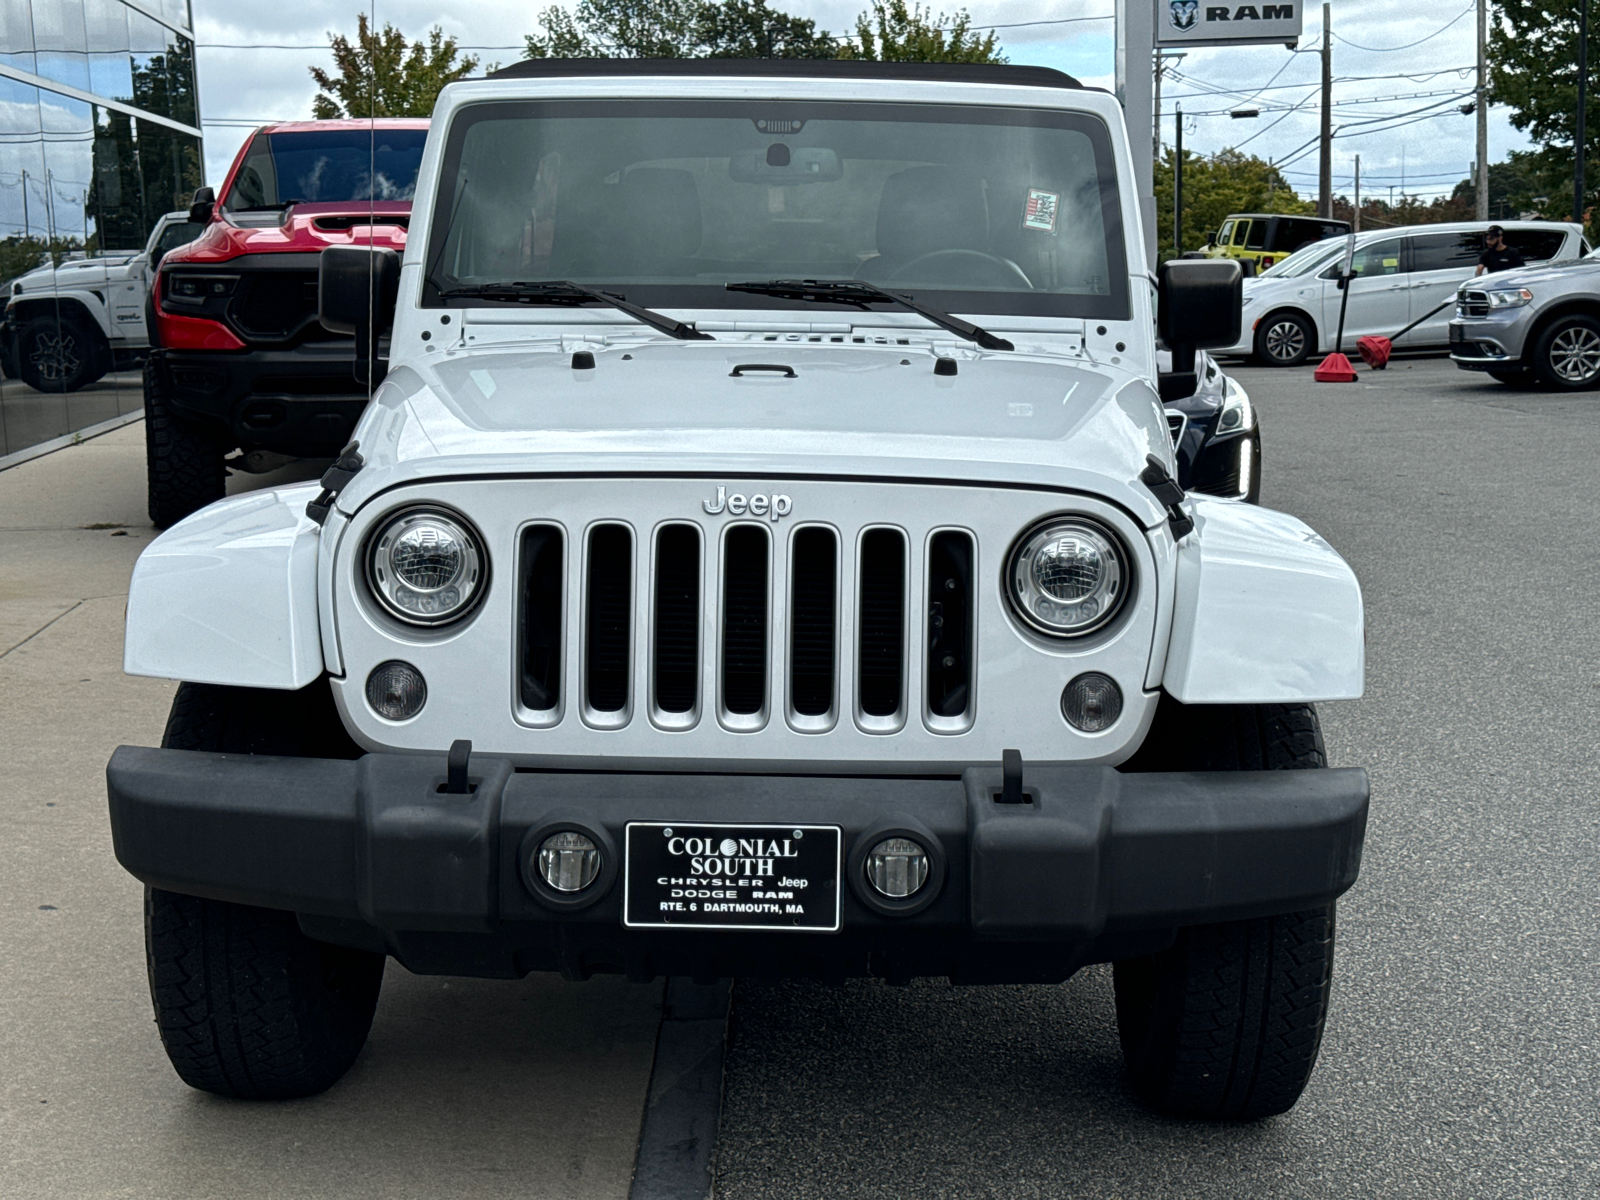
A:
[1006, 519, 1129, 637]
[367, 508, 486, 626]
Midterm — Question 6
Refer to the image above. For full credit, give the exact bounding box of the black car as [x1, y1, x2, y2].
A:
[1160, 348, 1262, 503]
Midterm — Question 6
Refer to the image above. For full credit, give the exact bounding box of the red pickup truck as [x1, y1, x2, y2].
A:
[145, 119, 427, 527]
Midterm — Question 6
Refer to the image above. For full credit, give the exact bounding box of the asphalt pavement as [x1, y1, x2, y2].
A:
[4, 356, 1597, 1199]
[712, 356, 1600, 1199]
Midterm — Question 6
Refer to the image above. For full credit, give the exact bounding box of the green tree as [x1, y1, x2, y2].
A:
[1153, 148, 1312, 259]
[310, 15, 480, 118]
[838, 0, 1002, 62]
[1488, 0, 1599, 224]
[525, 0, 836, 58]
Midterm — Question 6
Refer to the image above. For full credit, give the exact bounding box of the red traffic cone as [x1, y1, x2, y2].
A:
[1356, 335, 1391, 369]
[1314, 351, 1358, 382]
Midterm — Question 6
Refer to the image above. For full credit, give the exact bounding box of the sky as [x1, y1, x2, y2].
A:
[191, 0, 1526, 205]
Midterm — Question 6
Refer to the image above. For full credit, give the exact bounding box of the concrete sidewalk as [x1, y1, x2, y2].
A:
[1, 424, 663, 1199]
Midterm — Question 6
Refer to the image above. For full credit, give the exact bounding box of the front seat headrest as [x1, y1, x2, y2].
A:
[618, 168, 702, 260]
[874, 166, 989, 266]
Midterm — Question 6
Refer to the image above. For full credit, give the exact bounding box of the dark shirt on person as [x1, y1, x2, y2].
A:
[1478, 245, 1526, 273]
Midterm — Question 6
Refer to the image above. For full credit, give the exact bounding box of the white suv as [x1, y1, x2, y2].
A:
[107, 60, 1368, 1123]
[1216, 220, 1585, 366]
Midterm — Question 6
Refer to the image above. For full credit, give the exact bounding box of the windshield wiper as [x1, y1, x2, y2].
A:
[439, 281, 712, 341]
[724, 279, 1013, 351]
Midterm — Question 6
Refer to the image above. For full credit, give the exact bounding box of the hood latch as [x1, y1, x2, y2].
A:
[1140, 454, 1194, 540]
[306, 440, 364, 526]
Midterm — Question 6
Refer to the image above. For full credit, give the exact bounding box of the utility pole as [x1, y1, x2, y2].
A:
[1578, 0, 1590, 227]
[1175, 103, 1184, 258]
[1354, 154, 1361, 232]
[1476, 0, 1489, 219]
[1319, 2, 1333, 218]
[1153, 51, 1188, 164]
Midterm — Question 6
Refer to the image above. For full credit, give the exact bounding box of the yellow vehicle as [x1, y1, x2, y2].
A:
[1201, 213, 1350, 273]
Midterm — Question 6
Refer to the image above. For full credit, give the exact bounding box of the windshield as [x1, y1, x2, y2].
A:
[1258, 240, 1342, 279]
[226, 128, 428, 209]
[424, 100, 1129, 319]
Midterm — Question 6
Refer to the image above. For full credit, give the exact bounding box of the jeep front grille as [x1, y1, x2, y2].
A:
[524, 515, 958, 733]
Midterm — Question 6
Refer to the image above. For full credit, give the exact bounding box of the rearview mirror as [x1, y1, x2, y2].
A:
[729, 146, 842, 185]
[188, 186, 215, 224]
[319, 245, 401, 386]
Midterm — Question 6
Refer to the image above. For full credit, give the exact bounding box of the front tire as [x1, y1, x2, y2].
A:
[145, 680, 379, 1100]
[1530, 314, 1600, 390]
[17, 312, 109, 393]
[144, 356, 225, 528]
[1114, 699, 1337, 1120]
[1253, 310, 1315, 367]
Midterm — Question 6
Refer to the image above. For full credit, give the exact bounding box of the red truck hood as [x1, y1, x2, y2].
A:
[162, 202, 410, 266]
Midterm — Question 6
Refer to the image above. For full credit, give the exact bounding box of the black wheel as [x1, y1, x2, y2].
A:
[144, 356, 225, 528]
[16, 311, 109, 393]
[147, 680, 378, 1100]
[1530, 314, 1600, 390]
[1253, 310, 1314, 367]
[1114, 698, 1337, 1120]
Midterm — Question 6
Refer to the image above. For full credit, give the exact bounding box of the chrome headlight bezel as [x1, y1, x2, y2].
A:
[364, 505, 488, 627]
[1004, 517, 1131, 639]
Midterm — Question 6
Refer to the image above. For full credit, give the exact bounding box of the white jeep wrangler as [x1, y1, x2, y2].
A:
[108, 60, 1367, 1121]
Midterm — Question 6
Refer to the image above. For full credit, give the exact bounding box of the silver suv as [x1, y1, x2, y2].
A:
[1450, 250, 1600, 388]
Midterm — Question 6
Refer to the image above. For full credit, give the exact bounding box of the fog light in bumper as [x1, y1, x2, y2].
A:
[538, 832, 601, 893]
[1061, 672, 1122, 732]
[366, 660, 426, 720]
[865, 837, 929, 898]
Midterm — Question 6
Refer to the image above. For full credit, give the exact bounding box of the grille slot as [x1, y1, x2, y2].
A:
[1460, 290, 1489, 317]
[721, 525, 770, 718]
[231, 271, 323, 339]
[789, 527, 838, 720]
[517, 525, 564, 714]
[858, 528, 906, 721]
[653, 524, 700, 715]
[926, 531, 974, 722]
[585, 524, 632, 714]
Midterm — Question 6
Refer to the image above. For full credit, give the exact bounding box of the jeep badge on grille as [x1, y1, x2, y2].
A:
[703, 486, 792, 521]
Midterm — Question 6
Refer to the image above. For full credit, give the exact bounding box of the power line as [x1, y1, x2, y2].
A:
[1332, 6, 1473, 53]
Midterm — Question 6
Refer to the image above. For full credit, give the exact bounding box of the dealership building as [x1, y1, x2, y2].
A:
[0, 0, 203, 460]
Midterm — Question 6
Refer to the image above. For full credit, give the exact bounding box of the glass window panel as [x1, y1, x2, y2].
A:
[90, 105, 142, 248]
[0, 77, 45, 242]
[32, 0, 91, 92]
[85, 0, 134, 102]
[163, 33, 194, 127]
[127, 8, 164, 53]
[0, 0, 36, 73]
[162, 0, 192, 33]
[1409, 232, 1480, 273]
[133, 117, 200, 231]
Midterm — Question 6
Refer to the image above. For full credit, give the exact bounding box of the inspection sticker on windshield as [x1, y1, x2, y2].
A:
[1024, 189, 1059, 233]
[623, 822, 841, 932]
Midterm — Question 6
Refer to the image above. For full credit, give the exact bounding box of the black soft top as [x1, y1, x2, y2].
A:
[487, 58, 1083, 90]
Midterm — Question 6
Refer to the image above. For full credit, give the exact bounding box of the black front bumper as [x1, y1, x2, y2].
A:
[107, 747, 1368, 984]
[155, 345, 369, 456]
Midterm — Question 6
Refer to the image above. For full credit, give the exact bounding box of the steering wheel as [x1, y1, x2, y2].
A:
[887, 249, 1034, 289]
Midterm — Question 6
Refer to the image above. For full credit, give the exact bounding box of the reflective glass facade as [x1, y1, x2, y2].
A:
[0, 0, 201, 459]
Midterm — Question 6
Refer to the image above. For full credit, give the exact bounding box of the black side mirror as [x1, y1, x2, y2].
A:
[1158, 259, 1242, 399]
[188, 186, 215, 224]
[319, 245, 401, 386]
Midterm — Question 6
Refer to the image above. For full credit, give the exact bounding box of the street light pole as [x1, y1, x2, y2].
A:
[1319, 2, 1333, 218]
[1477, 0, 1489, 219]
[1175, 103, 1184, 258]
[1578, 0, 1590, 227]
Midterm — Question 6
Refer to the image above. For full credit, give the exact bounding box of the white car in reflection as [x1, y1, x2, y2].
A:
[1213, 220, 1586, 366]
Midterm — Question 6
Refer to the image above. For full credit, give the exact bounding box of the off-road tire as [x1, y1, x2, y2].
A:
[16, 311, 108, 393]
[146, 680, 379, 1100]
[144, 356, 225, 528]
[1253, 310, 1314, 368]
[1114, 699, 1337, 1121]
[1530, 313, 1600, 391]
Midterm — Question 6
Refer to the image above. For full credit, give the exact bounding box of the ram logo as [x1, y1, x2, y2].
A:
[1169, 0, 1199, 29]
[1205, 4, 1296, 18]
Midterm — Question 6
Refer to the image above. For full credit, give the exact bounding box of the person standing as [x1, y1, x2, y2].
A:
[1476, 225, 1525, 275]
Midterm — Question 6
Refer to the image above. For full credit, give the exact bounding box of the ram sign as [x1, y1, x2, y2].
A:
[1155, 0, 1303, 47]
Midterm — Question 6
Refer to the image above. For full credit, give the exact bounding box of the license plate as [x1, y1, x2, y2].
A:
[623, 822, 842, 932]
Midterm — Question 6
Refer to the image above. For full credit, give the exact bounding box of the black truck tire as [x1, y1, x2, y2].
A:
[145, 681, 380, 1100]
[16, 311, 108, 393]
[1113, 699, 1338, 1121]
[1530, 313, 1600, 390]
[144, 356, 225, 528]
